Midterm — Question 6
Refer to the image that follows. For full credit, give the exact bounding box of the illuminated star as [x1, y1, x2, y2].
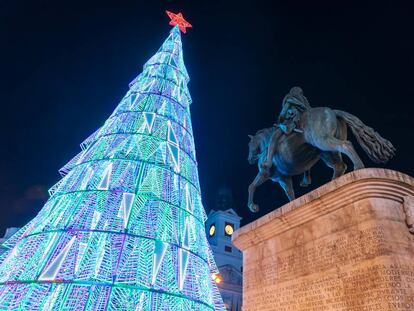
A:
[166, 10, 192, 33]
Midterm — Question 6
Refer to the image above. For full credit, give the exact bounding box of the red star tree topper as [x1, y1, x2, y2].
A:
[166, 10, 192, 33]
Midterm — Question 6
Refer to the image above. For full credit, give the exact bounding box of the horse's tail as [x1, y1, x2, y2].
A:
[334, 110, 396, 163]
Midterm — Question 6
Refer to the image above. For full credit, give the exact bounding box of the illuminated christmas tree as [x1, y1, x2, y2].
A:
[0, 12, 225, 310]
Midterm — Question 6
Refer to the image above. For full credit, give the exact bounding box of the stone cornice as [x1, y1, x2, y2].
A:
[232, 168, 414, 251]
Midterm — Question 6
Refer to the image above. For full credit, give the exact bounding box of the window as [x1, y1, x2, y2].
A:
[224, 245, 232, 253]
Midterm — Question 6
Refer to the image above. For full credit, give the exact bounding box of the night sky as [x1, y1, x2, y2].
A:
[1, 1, 413, 236]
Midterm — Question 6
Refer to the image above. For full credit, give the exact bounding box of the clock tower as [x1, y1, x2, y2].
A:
[206, 186, 243, 310]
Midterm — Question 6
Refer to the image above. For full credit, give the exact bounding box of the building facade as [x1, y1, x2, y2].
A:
[206, 187, 243, 311]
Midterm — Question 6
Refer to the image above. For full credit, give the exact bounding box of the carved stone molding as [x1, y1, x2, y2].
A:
[403, 196, 414, 233]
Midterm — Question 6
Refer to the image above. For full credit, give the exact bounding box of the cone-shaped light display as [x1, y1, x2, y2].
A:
[0, 22, 225, 310]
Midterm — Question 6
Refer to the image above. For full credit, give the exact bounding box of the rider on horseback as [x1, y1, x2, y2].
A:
[262, 87, 311, 171]
[247, 86, 395, 210]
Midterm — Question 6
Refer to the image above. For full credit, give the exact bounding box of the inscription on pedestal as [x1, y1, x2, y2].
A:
[254, 225, 387, 286]
[246, 262, 414, 311]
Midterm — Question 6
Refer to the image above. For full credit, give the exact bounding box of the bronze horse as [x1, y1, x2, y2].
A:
[247, 107, 395, 212]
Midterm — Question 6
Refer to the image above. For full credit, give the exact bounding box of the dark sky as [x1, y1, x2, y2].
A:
[0, 1, 413, 235]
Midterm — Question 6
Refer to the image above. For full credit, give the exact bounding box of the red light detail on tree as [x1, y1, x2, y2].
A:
[166, 10, 192, 33]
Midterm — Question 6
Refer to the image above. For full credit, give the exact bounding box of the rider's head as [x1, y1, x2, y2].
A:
[282, 86, 311, 111]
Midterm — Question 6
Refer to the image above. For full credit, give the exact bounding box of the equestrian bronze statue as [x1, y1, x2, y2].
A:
[247, 87, 395, 212]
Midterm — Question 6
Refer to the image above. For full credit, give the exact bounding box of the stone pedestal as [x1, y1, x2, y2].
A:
[232, 169, 414, 311]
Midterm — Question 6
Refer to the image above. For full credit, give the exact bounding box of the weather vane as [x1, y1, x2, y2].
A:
[166, 10, 192, 33]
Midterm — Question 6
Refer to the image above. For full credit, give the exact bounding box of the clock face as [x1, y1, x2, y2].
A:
[224, 224, 234, 236]
[209, 224, 216, 237]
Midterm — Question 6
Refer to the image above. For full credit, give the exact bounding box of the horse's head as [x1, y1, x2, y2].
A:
[247, 134, 261, 165]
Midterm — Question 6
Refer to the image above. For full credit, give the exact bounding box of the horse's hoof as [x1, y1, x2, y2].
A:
[249, 204, 259, 213]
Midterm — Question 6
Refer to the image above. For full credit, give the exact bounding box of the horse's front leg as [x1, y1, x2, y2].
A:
[248, 171, 269, 213]
[279, 175, 295, 201]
